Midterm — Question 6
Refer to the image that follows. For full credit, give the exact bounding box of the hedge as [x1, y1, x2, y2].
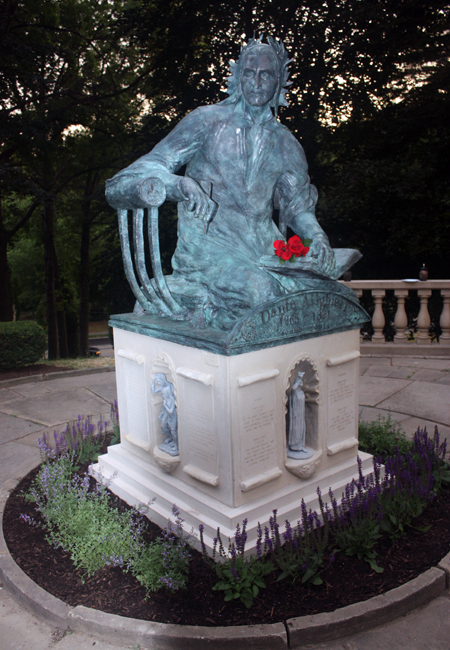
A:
[0, 321, 47, 370]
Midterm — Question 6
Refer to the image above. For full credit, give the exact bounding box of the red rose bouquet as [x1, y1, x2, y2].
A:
[273, 235, 312, 263]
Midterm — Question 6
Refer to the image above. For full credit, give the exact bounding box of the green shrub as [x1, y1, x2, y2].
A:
[23, 455, 190, 591]
[0, 320, 47, 369]
[24, 455, 145, 580]
[358, 415, 411, 461]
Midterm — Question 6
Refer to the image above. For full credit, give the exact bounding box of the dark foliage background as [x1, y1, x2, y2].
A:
[1, 0, 449, 354]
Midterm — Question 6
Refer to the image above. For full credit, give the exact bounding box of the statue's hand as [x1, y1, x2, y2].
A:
[309, 236, 336, 276]
[178, 177, 217, 225]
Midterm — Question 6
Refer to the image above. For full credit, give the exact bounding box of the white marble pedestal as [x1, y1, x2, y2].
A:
[92, 327, 372, 552]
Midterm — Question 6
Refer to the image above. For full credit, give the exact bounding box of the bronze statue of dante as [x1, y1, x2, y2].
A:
[106, 36, 359, 331]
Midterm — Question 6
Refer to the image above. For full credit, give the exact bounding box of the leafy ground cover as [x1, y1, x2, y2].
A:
[3, 418, 450, 627]
[4, 466, 450, 626]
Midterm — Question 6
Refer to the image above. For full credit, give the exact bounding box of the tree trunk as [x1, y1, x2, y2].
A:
[78, 171, 99, 357]
[53, 243, 69, 358]
[0, 200, 13, 321]
[78, 216, 90, 356]
[43, 201, 59, 359]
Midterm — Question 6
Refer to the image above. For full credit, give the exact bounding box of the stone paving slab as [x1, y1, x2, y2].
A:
[0, 411, 44, 445]
[81, 374, 117, 404]
[359, 377, 411, 407]
[358, 407, 407, 424]
[54, 633, 127, 650]
[14, 427, 55, 449]
[357, 407, 450, 440]
[0, 584, 57, 650]
[14, 415, 112, 451]
[377, 381, 450, 426]
[390, 358, 450, 371]
[360, 357, 392, 366]
[0, 387, 111, 428]
[397, 417, 450, 440]
[388, 366, 421, 379]
[2, 383, 53, 399]
[300, 595, 450, 650]
[0, 441, 40, 494]
[0, 582, 124, 650]
[362, 365, 400, 377]
[434, 373, 450, 386]
[42, 371, 117, 396]
[410, 368, 449, 382]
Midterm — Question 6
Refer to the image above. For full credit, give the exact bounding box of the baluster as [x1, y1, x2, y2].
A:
[355, 289, 364, 342]
[371, 290, 386, 342]
[394, 289, 409, 342]
[416, 289, 432, 345]
[440, 289, 450, 343]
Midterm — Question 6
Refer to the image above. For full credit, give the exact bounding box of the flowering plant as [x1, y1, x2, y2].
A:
[273, 235, 312, 263]
[199, 519, 274, 608]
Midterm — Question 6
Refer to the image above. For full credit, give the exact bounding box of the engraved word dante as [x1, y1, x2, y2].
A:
[260, 299, 297, 325]
[258, 293, 351, 338]
[232, 288, 368, 347]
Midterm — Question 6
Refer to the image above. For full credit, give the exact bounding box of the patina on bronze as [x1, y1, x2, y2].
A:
[106, 35, 368, 344]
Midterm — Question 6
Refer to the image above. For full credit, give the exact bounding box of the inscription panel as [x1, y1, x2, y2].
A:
[327, 362, 357, 447]
[231, 289, 369, 348]
[183, 381, 217, 475]
[239, 380, 278, 482]
[122, 357, 149, 444]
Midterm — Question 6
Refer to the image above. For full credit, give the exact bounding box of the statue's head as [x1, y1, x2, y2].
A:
[153, 372, 171, 387]
[224, 35, 292, 117]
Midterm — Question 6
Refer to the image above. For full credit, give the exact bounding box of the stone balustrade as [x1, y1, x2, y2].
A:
[340, 280, 450, 355]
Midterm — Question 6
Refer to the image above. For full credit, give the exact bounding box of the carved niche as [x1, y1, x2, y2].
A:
[283, 356, 322, 479]
[150, 354, 180, 473]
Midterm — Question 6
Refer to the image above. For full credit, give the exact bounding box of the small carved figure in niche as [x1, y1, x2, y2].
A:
[287, 371, 313, 460]
[151, 373, 178, 456]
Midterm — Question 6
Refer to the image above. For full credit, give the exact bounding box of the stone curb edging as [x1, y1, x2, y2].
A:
[0, 547, 447, 650]
[1, 540, 449, 646]
[0, 365, 115, 388]
[1, 476, 449, 649]
[68, 606, 288, 649]
[286, 567, 446, 648]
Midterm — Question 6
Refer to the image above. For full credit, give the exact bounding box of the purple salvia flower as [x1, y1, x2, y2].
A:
[256, 523, 263, 558]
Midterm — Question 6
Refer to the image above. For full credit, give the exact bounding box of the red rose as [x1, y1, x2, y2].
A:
[274, 239, 285, 251]
[288, 235, 306, 257]
[288, 235, 302, 246]
[281, 247, 292, 261]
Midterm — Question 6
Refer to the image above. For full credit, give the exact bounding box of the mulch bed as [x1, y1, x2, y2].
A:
[3, 457, 450, 627]
[0, 364, 73, 382]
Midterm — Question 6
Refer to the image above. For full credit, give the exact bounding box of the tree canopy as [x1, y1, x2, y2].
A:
[1, 0, 449, 354]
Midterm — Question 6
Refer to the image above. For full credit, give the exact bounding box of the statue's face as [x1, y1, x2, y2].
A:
[241, 52, 278, 107]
